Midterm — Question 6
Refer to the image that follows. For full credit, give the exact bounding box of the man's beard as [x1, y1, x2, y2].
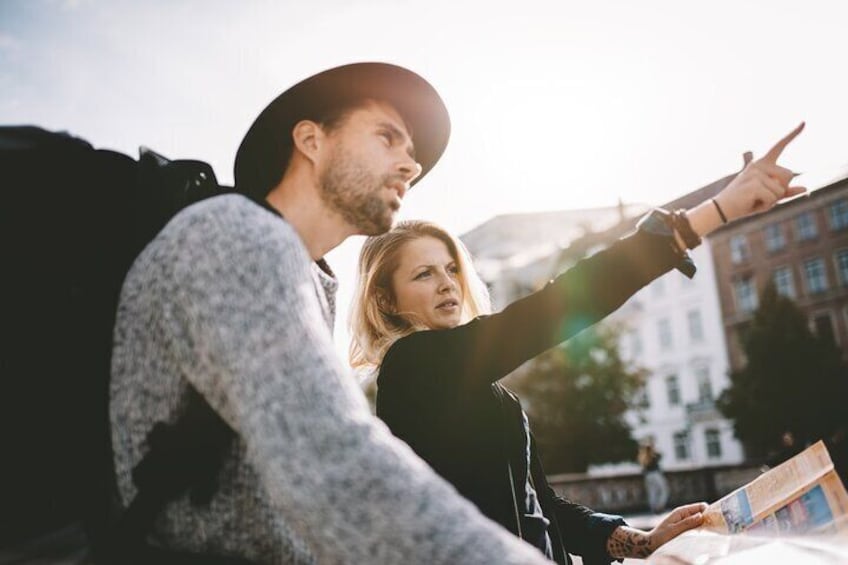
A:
[319, 147, 396, 236]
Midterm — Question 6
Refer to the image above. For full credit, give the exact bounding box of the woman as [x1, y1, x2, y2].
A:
[350, 125, 804, 563]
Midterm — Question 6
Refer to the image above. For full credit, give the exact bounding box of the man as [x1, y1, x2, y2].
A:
[110, 63, 553, 563]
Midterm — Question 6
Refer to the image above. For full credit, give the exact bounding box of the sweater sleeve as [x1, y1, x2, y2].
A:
[164, 204, 551, 565]
[383, 223, 690, 390]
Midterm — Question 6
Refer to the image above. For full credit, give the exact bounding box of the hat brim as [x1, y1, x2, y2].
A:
[235, 62, 450, 198]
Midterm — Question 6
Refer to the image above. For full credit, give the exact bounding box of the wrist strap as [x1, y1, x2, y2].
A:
[671, 210, 701, 250]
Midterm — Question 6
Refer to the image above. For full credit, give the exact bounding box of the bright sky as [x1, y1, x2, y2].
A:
[3, 0, 847, 355]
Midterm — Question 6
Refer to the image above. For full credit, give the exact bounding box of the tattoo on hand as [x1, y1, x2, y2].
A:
[606, 527, 652, 558]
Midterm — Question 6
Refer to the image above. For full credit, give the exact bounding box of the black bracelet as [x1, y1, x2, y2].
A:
[671, 209, 702, 250]
[712, 198, 728, 224]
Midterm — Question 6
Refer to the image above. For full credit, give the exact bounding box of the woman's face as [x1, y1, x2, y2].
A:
[389, 236, 464, 330]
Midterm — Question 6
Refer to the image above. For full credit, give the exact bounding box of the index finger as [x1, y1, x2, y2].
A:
[762, 122, 805, 163]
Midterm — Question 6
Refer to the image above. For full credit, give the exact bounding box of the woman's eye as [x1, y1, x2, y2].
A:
[379, 131, 393, 145]
[414, 271, 430, 280]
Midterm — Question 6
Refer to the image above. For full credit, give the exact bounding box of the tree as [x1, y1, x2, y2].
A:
[507, 324, 645, 474]
[718, 283, 848, 457]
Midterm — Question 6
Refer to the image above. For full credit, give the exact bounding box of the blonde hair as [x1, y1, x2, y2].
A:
[349, 220, 491, 370]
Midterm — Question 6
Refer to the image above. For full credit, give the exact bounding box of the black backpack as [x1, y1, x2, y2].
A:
[0, 126, 239, 561]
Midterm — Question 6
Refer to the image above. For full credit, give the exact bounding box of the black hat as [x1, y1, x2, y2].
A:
[234, 62, 450, 199]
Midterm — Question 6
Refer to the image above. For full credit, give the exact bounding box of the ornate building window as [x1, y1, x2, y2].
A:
[674, 430, 690, 460]
[836, 249, 848, 286]
[695, 366, 713, 402]
[734, 277, 758, 312]
[829, 199, 848, 231]
[773, 266, 796, 298]
[803, 258, 828, 294]
[665, 374, 681, 406]
[687, 310, 704, 343]
[705, 429, 722, 458]
[764, 223, 786, 252]
[795, 212, 818, 241]
[730, 234, 750, 263]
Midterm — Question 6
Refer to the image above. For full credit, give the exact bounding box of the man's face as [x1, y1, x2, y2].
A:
[317, 101, 422, 235]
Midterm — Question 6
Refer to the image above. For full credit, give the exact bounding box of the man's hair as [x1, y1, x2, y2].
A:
[349, 220, 491, 369]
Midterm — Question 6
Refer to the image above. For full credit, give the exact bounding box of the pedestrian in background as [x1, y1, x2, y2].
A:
[639, 440, 670, 514]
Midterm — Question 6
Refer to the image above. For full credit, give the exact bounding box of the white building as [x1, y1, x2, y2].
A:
[610, 238, 745, 472]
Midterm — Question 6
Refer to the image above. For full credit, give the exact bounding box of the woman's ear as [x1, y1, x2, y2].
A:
[376, 290, 395, 314]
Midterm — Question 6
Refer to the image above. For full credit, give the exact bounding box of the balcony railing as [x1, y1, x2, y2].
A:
[686, 398, 722, 424]
[548, 464, 763, 514]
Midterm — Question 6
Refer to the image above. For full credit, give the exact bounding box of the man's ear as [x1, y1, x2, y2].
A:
[291, 119, 323, 165]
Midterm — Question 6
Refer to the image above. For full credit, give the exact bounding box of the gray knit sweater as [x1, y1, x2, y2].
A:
[110, 194, 550, 564]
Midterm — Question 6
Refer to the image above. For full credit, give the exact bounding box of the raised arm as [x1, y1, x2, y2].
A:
[383, 219, 687, 390]
[383, 124, 806, 391]
[170, 204, 550, 564]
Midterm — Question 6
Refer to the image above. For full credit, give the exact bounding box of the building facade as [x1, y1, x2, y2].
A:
[610, 238, 745, 471]
[709, 170, 848, 370]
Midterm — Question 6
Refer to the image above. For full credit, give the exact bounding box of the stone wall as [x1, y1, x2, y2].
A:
[547, 465, 763, 514]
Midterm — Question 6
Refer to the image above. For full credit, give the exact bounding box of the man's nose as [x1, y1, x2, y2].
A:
[397, 154, 422, 186]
